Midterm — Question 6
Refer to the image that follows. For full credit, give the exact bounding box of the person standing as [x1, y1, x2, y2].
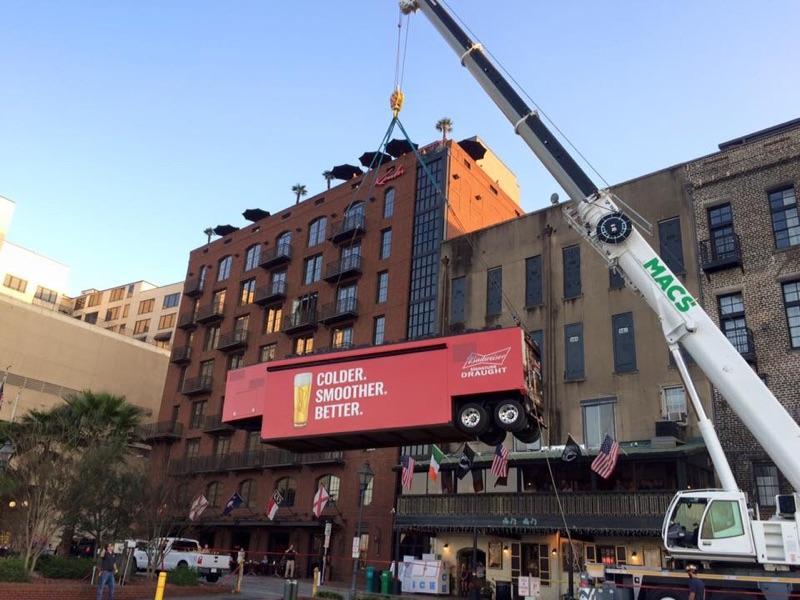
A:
[283, 544, 297, 579]
[96, 543, 117, 600]
[687, 565, 705, 600]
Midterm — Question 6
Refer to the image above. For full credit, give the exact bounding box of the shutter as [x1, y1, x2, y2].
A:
[525, 256, 543, 307]
[451, 277, 466, 324]
[530, 330, 544, 378]
[562, 246, 581, 299]
[659, 217, 685, 274]
[486, 267, 503, 316]
[612, 312, 637, 373]
[538, 544, 550, 586]
[511, 542, 521, 600]
[609, 268, 625, 290]
[564, 323, 585, 380]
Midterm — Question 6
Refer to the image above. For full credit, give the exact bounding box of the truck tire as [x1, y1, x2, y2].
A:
[206, 573, 220, 583]
[177, 560, 188, 568]
[456, 402, 490, 435]
[513, 421, 541, 444]
[493, 399, 527, 432]
[478, 425, 506, 446]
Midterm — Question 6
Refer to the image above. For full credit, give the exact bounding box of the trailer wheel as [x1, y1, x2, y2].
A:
[513, 421, 541, 444]
[478, 426, 506, 446]
[206, 573, 220, 583]
[456, 402, 490, 435]
[177, 560, 188, 568]
[651, 594, 678, 600]
[493, 399, 527, 432]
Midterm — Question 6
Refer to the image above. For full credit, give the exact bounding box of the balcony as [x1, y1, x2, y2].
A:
[726, 327, 757, 364]
[182, 375, 213, 396]
[700, 234, 742, 273]
[184, 277, 205, 297]
[299, 451, 344, 465]
[195, 302, 225, 324]
[168, 448, 299, 475]
[323, 255, 362, 282]
[177, 312, 197, 330]
[259, 245, 292, 269]
[282, 309, 317, 334]
[170, 346, 192, 364]
[137, 421, 183, 442]
[254, 281, 287, 306]
[218, 329, 248, 352]
[396, 491, 674, 533]
[202, 414, 234, 434]
[329, 214, 366, 244]
[319, 298, 359, 325]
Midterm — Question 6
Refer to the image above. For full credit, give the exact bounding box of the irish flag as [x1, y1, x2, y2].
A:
[428, 445, 445, 480]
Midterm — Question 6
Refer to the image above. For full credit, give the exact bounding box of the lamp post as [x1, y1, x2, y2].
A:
[350, 461, 374, 600]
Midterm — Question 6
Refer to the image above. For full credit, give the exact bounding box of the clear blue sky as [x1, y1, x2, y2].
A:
[1, 1, 798, 294]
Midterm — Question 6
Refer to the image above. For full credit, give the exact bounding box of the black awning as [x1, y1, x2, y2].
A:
[358, 151, 393, 169]
[213, 225, 239, 237]
[331, 164, 364, 180]
[386, 138, 418, 158]
[153, 331, 172, 341]
[242, 208, 271, 222]
[458, 138, 487, 161]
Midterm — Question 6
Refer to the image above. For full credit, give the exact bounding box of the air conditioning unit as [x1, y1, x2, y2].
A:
[655, 420, 686, 440]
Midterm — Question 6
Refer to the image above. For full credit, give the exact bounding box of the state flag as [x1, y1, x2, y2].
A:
[313, 484, 330, 518]
[266, 489, 283, 521]
[189, 494, 209, 521]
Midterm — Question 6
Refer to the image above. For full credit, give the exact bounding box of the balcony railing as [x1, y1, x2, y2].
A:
[700, 234, 742, 273]
[202, 414, 234, 434]
[259, 244, 292, 269]
[137, 421, 183, 442]
[195, 302, 225, 324]
[184, 277, 205, 297]
[319, 298, 358, 325]
[182, 375, 213, 395]
[168, 448, 299, 475]
[177, 312, 197, 330]
[323, 255, 362, 282]
[170, 346, 192, 364]
[254, 280, 287, 306]
[725, 326, 756, 363]
[282, 309, 317, 334]
[329, 214, 366, 244]
[218, 329, 248, 352]
[299, 451, 344, 465]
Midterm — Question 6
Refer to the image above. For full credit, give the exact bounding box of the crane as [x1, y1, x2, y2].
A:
[401, 0, 800, 570]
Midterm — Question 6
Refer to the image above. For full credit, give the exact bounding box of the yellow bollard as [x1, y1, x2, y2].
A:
[154, 571, 167, 600]
[312, 567, 320, 597]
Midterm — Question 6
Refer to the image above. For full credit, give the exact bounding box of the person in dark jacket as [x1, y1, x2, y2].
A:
[96, 543, 117, 600]
[687, 564, 705, 600]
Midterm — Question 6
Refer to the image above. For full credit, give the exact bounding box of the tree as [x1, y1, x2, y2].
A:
[133, 475, 189, 579]
[322, 171, 334, 191]
[436, 118, 453, 144]
[292, 183, 308, 204]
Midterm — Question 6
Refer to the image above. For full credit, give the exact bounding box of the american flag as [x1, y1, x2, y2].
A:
[401, 455, 415, 490]
[490, 444, 509, 478]
[591, 434, 620, 479]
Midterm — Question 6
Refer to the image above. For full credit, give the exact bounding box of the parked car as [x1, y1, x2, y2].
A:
[134, 537, 231, 582]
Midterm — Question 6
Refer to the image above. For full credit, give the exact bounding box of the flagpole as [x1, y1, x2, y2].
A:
[10, 377, 25, 423]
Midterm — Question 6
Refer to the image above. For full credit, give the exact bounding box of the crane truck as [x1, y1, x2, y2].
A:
[401, 0, 800, 597]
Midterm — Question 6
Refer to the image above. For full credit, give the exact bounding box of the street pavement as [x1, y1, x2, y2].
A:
[171, 574, 393, 600]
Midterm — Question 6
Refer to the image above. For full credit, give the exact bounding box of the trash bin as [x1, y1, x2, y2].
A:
[365, 566, 377, 593]
[495, 580, 511, 600]
[283, 579, 298, 600]
[380, 570, 392, 594]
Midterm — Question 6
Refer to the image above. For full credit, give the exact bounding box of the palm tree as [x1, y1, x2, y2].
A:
[292, 183, 308, 204]
[436, 118, 453, 144]
[58, 390, 144, 444]
[322, 171, 335, 191]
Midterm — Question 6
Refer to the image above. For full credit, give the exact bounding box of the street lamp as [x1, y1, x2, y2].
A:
[350, 461, 374, 599]
[0, 441, 14, 471]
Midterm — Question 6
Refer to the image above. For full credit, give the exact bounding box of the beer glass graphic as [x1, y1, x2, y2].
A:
[293, 372, 312, 427]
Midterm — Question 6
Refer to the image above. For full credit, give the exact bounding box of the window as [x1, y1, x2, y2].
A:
[384, 188, 395, 218]
[3, 274, 27, 293]
[85, 312, 99, 325]
[185, 438, 200, 459]
[119, 323, 127, 334]
[659, 217, 685, 274]
[376, 271, 389, 304]
[228, 353, 244, 371]
[486, 267, 502, 316]
[373, 316, 386, 345]
[74, 296, 86, 310]
[198, 265, 209, 289]
[582, 399, 616, 448]
[769, 186, 800, 249]
[450, 276, 465, 324]
[277, 231, 292, 254]
[158, 313, 176, 329]
[238, 480, 254, 508]
[212, 289, 226, 311]
[246, 431, 260, 454]
[214, 436, 231, 457]
[662, 386, 687, 422]
[122, 304, 130, 318]
[317, 474, 341, 503]
[708, 203, 737, 258]
[563, 245, 581, 298]
[380, 228, 392, 259]
[782, 281, 800, 349]
[154, 338, 170, 349]
[345, 201, 365, 223]
[332, 326, 353, 348]
[701, 500, 745, 539]
[564, 322, 584, 381]
[199, 359, 214, 380]
[133, 319, 150, 334]
[110, 287, 126, 302]
[520, 543, 551, 587]
[754, 463, 780, 507]
[265, 307, 283, 334]
[259, 344, 277, 363]
[336, 284, 357, 313]
[272, 270, 287, 295]
[163, 292, 180, 309]
[204, 325, 220, 351]
[361, 475, 374, 506]
[718, 293, 751, 355]
[295, 335, 314, 355]
[612, 312, 637, 373]
[525, 256, 543, 307]
[291, 293, 318, 324]
[308, 217, 327, 247]
[303, 254, 323, 284]
[138, 298, 154, 314]
[217, 256, 233, 281]
[244, 245, 261, 270]
[342, 243, 361, 269]
[240, 278, 256, 305]
[34, 286, 58, 304]
[190, 401, 206, 429]
[609, 268, 625, 290]
[275, 477, 296, 507]
[105, 306, 120, 321]
[87, 292, 102, 307]
[206, 482, 220, 507]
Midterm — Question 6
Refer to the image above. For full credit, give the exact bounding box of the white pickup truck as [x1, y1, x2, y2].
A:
[133, 537, 232, 582]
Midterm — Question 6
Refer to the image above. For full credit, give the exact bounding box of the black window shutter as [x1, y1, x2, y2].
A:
[563, 246, 581, 299]
[486, 267, 503, 316]
[451, 277, 466, 324]
[525, 255, 543, 307]
[659, 217, 685, 274]
[612, 312, 637, 373]
[609, 268, 625, 290]
[564, 322, 585, 380]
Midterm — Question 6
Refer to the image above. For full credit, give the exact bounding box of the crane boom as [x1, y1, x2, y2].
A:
[403, 0, 800, 493]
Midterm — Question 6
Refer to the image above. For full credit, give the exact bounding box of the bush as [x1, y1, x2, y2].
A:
[168, 565, 199, 586]
[318, 591, 344, 600]
[0, 557, 29, 582]
[35, 555, 94, 579]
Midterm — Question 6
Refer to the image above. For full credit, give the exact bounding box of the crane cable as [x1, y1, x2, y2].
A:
[391, 8, 411, 117]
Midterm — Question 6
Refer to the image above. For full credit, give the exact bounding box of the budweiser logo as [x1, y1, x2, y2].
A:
[376, 165, 404, 186]
[462, 347, 511, 370]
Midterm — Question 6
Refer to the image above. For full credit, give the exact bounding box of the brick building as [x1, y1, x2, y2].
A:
[686, 117, 800, 511]
[148, 137, 522, 579]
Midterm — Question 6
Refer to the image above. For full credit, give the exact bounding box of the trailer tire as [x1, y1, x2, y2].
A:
[651, 594, 678, 600]
[206, 573, 220, 583]
[513, 422, 541, 444]
[493, 399, 527, 432]
[177, 560, 188, 568]
[478, 426, 506, 446]
[456, 402, 490, 435]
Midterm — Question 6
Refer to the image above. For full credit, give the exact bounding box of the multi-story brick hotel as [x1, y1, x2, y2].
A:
[147, 136, 523, 578]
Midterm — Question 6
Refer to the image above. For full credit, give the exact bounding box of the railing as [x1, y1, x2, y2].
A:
[202, 414, 234, 433]
[319, 298, 358, 324]
[329, 214, 366, 243]
[177, 312, 197, 329]
[137, 421, 183, 440]
[259, 244, 292, 268]
[218, 329, 248, 351]
[699, 234, 742, 272]
[169, 448, 299, 474]
[282, 309, 317, 333]
[725, 326, 756, 363]
[184, 277, 205, 297]
[299, 451, 344, 464]
[324, 255, 362, 281]
[195, 301, 225, 323]
[182, 375, 213, 395]
[170, 346, 192, 363]
[254, 280, 287, 305]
